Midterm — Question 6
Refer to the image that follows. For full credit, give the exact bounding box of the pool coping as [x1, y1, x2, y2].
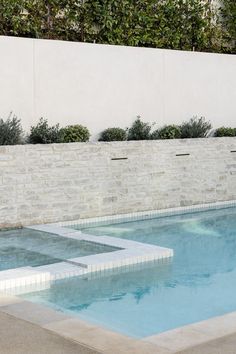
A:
[0, 293, 170, 354]
[1, 293, 236, 354]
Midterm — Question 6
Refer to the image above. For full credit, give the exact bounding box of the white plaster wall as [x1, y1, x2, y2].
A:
[0, 37, 34, 128]
[0, 36, 235, 140]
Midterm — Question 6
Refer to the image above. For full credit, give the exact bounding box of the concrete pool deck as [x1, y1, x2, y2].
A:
[1, 306, 236, 354]
[1, 293, 236, 354]
[0, 311, 98, 354]
[0, 294, 166, 354]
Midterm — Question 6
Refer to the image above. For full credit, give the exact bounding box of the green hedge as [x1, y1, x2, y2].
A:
[180, 117, 212, 138]
[215, 127, 236, 137]
[99, 127, 127, 141]
[28, 120, 90, 144]
[1, 113, 236, 146]
[0, 113, 24, 145]
[28, 118, 63, 144]
[151, 125, 181, 140]
[61, 124, 90, 142]
[127, 117, 152, 141]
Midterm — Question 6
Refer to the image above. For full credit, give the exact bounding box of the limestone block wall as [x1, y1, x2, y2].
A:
[1, 138, 236, 229]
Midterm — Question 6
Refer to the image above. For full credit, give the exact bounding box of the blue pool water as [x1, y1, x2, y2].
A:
[22, 207, 236, 338]
[0, 228, 118, 271]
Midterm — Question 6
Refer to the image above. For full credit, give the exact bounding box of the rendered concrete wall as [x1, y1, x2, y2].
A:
[1, 138, 236, 229]
[0, 36, 235, 140]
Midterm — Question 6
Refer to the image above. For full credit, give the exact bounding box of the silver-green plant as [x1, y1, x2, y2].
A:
[0, 112, 24, 145]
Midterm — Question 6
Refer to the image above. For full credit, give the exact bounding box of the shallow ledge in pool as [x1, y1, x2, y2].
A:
[0, 221, 173, 292]
[26, 222, 173, 274]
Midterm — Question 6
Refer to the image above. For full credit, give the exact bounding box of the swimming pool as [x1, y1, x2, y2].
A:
[0, 228, 118, 271]
[21, 206, 236, 338]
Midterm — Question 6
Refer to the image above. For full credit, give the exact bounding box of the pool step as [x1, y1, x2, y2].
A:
[27, 224, 174, 273]
[70, 247, 173, 272]
[0, 263, 86, 293]
[0, 224, 174, 293]
[0, 268, 51, 291]
[0, 244, 172, 292]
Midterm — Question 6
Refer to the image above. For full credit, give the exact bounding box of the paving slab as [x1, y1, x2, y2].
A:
[178, 333, 236, 354]
[190, 311, 236, 338]
[0, 311, 99, 354]
[144, 326, 214, 352]
[0, 293, 23, 306]
[45, 318, 171, 354]
[0, 301, 70, 326]
[2, 302, 236, 354]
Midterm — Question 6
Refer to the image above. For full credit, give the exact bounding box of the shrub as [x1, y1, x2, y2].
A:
[61, 124, 90, 143]
[99, 127, 127, 142]
[127, 116, 152, 140]
[180, 117, 212, 138]
[214, 127, 236, 137]
[0, 112, 24, 145]
[151, 125, 181, 140]
[28, 118, 63, 144]
[150, 129, 159, 140]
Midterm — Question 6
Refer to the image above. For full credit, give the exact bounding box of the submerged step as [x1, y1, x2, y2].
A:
[26, 224, 174, 275]
[70, 247, 173, 272]
[0, 263, 87, 292]
[0, 222, 174, 292]
[0, 268, 51, 291]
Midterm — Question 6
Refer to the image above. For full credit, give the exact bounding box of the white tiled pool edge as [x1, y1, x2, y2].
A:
[0, 224, 173, 292]
[23, 224, 172, 288]
[54, 199, 236, 228]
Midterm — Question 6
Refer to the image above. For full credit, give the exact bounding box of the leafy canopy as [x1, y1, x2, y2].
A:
[0, 0, 234, 53]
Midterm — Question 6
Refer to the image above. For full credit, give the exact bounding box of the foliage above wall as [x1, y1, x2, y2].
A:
[0, 0, 235, 54]
[127, 117, 153, 141]
[0, 112, 23, 145]
[0, 113, 236, 146]
[99, 128, 127, 142]
[180, 116, 212, 138]
[151, 125, 181, 140]
[28, 119, 90, 144]
[27, 118, 63, 144]
[215, 127, 236, 137]
[127, 116, 213, 140]
[220, 0, 236, 51]
[61, 124, 90, 142]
